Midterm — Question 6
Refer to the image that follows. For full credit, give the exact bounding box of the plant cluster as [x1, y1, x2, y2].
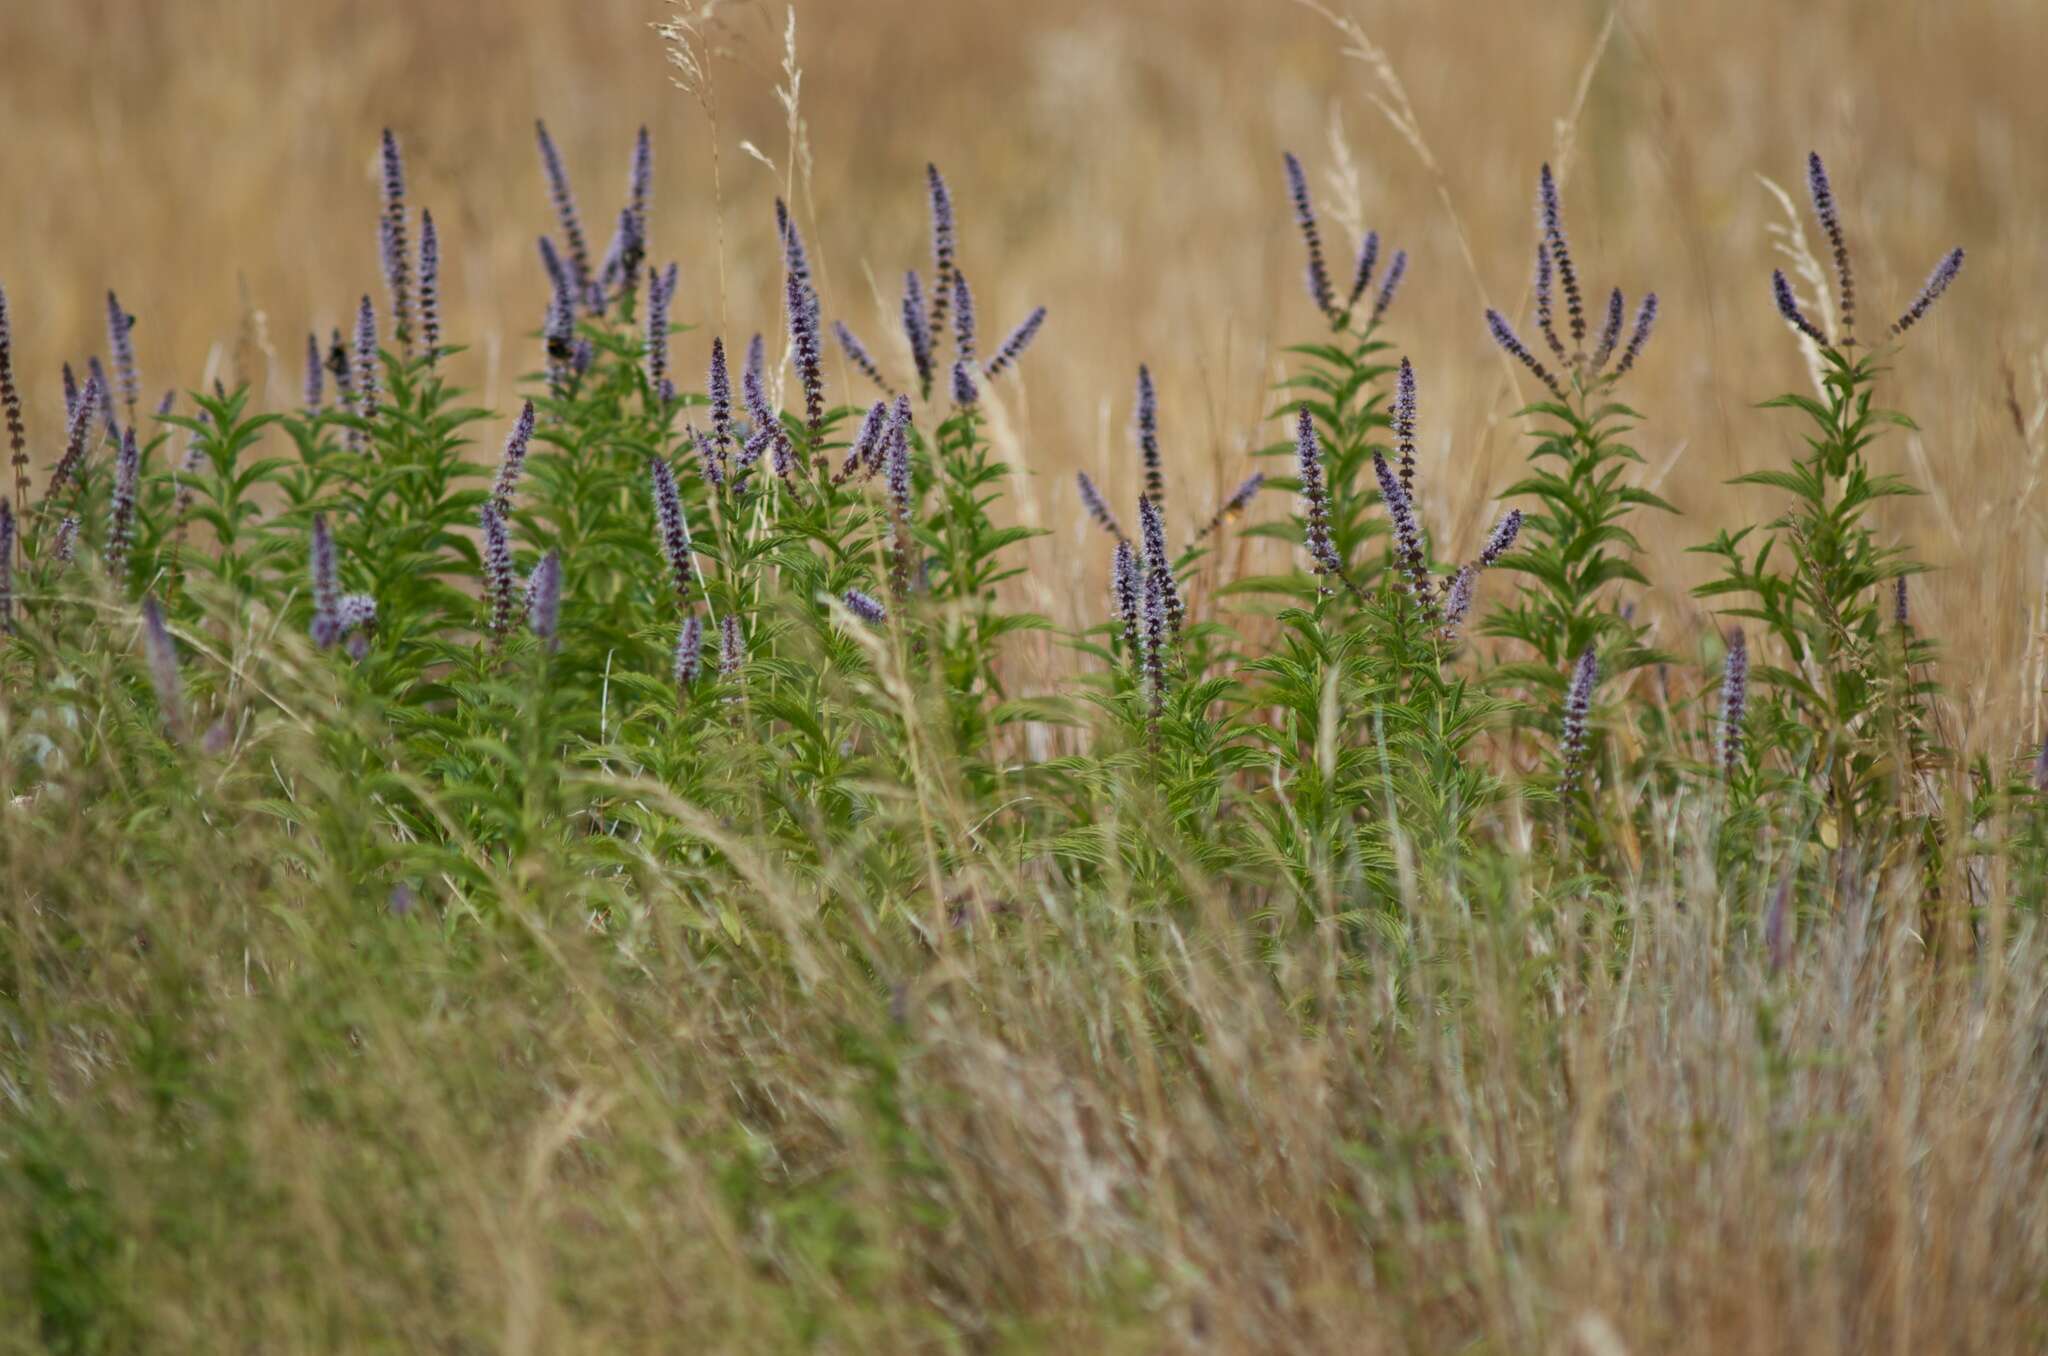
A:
[2, 125, 2038, 1351]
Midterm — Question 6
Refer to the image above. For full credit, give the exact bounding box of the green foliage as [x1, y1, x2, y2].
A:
[1484, 386, 1673, 689]
[1693, 345, 1936, 854]
[1, 141, 2041, 1353]
[1243, 316, 1399, 599]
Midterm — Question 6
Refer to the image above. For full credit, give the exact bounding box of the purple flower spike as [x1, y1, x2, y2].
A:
[735, 423, 770, 480]
[688, 423, 726, 489]
[1112, 538, 1142, 660]
[597, 207, 641, 313]
[1282, 151, 1335, 319]
[925, 164, 957, 343]
[47, 373, 101, 501]
[901, 271, 934, 397]
[1392, 357, 1418, 497]
[1590, 287, 1624, 374]
[629, 126, 653, 245]
[352, 295, 379, 446]
[1198, 471, 1265, 540]
[543, 280, 574, 397]
[1370, 249, 1407, 325]
[1534, 242, 1565, 363]
[492, 400, 536, 514]
[53, 516, 78, 564]
[535, 120, 591, 310]
[309, 512, 340, 647]
[950, 359, 979, 409]
[886, 395, 915, 598]
[1559, 644, 1598, 795]
[1077, 470, 1126, 542]
[983, 306, 1046, 379]
[739, 332, 791, 481]
[1138, 494, 1185, 636]
[1479, 508, 1523, 566]
[333, 593, 376, 659]
[88, 357, 117, 439]
[480, 501, 516, 641]
[834, 321, 892, 396]
[335, 593, 376, 639]
[1135, 366, 1163, 511]
[1891, 248, 1964, 337]
[950, 269, 977, 369]
[106, 426, 140, 577]
[1806, 152, 1854, 343]
[674, 614, 703, 689]
[380, 130, 412, 355]
[707, 337, 734, 454]
[1441, 564, 1477, 638]
[1486, 309, 1566, 400]
[62, 363, 80, 425]
[525, 550, 562, 651]
[645, 261, 677, 399]
[1772, 270, 1829, 347]
[106, 290, 140, 425]
[418, 208, 441, 363]
[1222, 472, 1266, 515]
[649, 454, 694, 614]
[776, 198, 814, 312]
[1140, 548, 1169, 725]
[843, 588, 888, 624]
[1538, 164, 1585, 348]
[836, 400, 888, 485]
[1345, 230, 1381, 315]
[1373, 450, 1435, 622]
[718, 613, 745, 679]
[0, 284, 24, 496]
[304, 333, 324, 413]
[1613, 293, 1658, 377]
[787, 269, 825, 436]
[324, 330, 352, 415]
[744, 333, 766, 405]
[140, 596, 184, 741]
[1720, 627, 1748, 777]
[1295, 407, 1342, 584]
[537, 236, 570, 306]
[0, 500, 14, 632]
[2033, 732, 2048, 794]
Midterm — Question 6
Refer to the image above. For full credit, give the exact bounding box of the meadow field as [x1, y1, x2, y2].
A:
[3, 0, 2048, 1350]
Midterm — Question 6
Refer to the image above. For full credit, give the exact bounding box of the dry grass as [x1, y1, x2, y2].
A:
[8, 731, 2048, 1352]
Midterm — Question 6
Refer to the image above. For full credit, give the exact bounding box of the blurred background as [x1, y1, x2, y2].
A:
[5, 0, 2047, 739]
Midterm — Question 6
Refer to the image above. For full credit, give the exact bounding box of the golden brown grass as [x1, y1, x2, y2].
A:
[7, 711, 2047, 1352]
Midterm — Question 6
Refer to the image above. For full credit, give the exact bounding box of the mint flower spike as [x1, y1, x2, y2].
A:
[1806, 151, 1855, 343]
[674, 615, 704, 688]
[1295, 406, 1341, 584]
[1485, 309, 1566, 401]
[525, 551, 562, 652]
[1560, 645, 1599, 795]
[1719, 628, 1748, 777]
[1282, 150, 1334, 319]
[535, 119, 591, 309]
[1890, 248, 1964, 337]
[983, 307, 1046, 380]
[1076, 470, 1126, 543]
